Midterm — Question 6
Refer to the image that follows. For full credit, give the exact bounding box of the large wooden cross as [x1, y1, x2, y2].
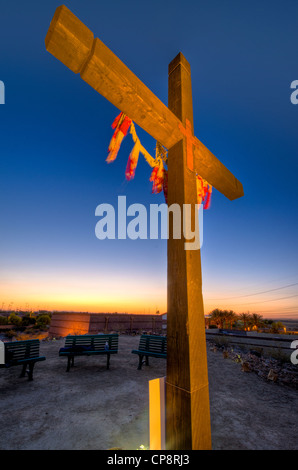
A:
[45, 5, 244, 450]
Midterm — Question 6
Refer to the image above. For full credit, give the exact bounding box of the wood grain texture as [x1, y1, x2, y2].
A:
[45, 5, 243, 200]
[45, 5, 94, 74]
[166, 53, 212, 450]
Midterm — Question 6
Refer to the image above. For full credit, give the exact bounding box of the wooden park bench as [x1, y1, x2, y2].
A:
[0, 339, 46, 381]
[59, 334, 119, 372]
[131, 334, 167, 369]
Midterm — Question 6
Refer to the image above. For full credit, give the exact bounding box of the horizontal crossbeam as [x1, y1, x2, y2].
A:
[45, 5, 243, 200]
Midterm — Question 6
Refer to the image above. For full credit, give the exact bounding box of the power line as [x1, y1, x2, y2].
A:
[232, 294, 298, 305]
[255, 308, 298, 314]
[258, 305, 298, 311]
[257, 313, 298, 318]
[205, 273, 298, 295]
[206, 282, 298, 301]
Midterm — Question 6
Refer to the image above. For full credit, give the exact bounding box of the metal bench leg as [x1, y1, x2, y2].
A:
[145, 356, 149, 366]
[20, 363, 27, 378]
[28, 363, 34, 381]
[106, 353, 110, 370]
[137, 355, 144, 370]
[66, 356, 72, 372]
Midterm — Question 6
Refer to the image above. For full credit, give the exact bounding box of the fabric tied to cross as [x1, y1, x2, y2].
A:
[150, 161, 166, 195]
[106, 113, 170, 204]
[196, 174, 212, 209]
[163, 169, 168, 204]
[107, 112, 132, 163]
[125, 140, 141, 180]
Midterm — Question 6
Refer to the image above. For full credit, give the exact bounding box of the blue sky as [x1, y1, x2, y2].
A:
[0, 0, 297, 318]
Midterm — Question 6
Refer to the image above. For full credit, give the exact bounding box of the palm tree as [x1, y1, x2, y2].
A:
[209, 309, 235, 329]
[225, 310, 237, 329]
[209, 309, 224, 328]
[249, 313, 264, 331]
[238, 312, 250, 330]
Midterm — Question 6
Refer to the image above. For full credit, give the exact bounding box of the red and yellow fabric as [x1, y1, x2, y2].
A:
[196, 174, 212, 209]
[107, 112, 132, 163]
[107, 113, 214, 208]
[125, 140, 141, 180]
[150, 161, 166, 195]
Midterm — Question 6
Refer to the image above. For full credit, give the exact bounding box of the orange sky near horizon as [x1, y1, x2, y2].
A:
[1, 1, 298, 328]
[1, 269, 297, 319]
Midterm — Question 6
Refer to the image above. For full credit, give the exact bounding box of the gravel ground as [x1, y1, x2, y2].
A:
[0, 335, 297, 450]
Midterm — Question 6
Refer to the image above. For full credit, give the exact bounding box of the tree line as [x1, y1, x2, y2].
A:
[0, 311, 52, 328]
[207, 309, 285, 334]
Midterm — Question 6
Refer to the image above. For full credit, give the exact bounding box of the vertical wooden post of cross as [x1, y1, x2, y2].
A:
[45, 5, 244, 450]
[166, 53, 212, 450]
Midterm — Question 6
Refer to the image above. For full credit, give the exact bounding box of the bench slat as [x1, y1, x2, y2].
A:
[64, 334, 118, 351]
[132, 335, 167, 369]
[4, 340, 42, 361]
[1, 339, 45, 380]
[60, 334, 119, 372]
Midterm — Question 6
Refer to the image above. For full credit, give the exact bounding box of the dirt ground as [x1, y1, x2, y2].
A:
[0, 334, 297, 450]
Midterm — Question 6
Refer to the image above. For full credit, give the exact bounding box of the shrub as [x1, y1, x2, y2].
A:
[36, 314, 51, 327]
[0, 315, 8, 325]
[21, 315, 36, 327]
[8, 313, 22, 326]
[270, 321, 285, 334]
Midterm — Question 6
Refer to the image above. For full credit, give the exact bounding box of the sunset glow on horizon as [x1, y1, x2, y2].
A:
[1, 2, 298, 322]
[2, 264, 298, 319]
